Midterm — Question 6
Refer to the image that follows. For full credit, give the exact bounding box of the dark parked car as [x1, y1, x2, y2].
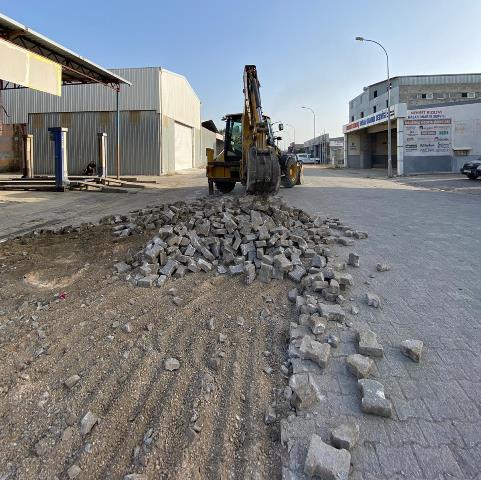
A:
[460, 159, 481, 180]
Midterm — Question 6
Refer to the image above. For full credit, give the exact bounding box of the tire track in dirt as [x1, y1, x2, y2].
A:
[91, 286, 223, 478]
[0, 227, 292, 480]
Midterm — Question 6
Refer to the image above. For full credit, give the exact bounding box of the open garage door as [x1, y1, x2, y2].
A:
[174, 122, 193, 170]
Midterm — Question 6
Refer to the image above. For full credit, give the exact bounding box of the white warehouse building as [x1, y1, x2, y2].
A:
[1, 67, 216, 176]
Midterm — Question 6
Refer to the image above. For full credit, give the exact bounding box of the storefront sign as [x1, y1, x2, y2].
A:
[404, 119, 452, 155]
[343, 107, 395, 133]
[407, 109, 447, 120]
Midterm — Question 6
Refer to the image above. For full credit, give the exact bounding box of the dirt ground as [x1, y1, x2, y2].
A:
[0, 225, 292, 480]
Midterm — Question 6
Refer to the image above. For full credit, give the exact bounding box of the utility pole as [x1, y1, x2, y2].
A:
[356, 37, 392, 177]
[301, 106, 316, 157]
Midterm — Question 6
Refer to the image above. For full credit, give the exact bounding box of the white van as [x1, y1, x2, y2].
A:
[296, 153, 319, 164]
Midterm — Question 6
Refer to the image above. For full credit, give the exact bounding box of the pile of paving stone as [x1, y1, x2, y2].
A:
[111, 195, 368, 289]
[108, 195, 425, 479]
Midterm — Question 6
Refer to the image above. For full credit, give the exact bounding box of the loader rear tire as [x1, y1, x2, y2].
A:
[281, 156, 299, 188]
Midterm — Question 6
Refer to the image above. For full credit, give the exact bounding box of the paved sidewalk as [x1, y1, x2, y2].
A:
[281, 167, 481, 479]
[0, 170, 207, 240]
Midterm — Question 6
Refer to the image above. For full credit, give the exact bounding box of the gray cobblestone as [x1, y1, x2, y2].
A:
[281, 169, 481, 479]
[414, 446, 464, 479]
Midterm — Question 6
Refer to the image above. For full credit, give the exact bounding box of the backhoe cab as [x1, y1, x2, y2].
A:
[206, 65, 302, 195]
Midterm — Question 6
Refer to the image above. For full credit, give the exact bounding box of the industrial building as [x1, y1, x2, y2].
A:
[344, 73, 481, 174]
[1, 66, 217, 176]
[303, 134, 344, 165]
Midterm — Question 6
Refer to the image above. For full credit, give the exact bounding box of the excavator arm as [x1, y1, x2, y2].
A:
[241, 65, 280, 194]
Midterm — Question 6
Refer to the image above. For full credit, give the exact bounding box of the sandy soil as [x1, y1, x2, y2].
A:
[0, 225, 292, 480]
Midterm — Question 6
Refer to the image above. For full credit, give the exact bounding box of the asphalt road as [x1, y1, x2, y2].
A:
[281, 166, 481, 479]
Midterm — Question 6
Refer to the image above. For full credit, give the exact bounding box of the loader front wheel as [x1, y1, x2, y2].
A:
[281, 157, 299, 188]
[215, 181, 236, 193]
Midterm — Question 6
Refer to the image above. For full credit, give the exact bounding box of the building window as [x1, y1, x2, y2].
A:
[421, 93, 434, 99]
[360, 111, 364, 118]
[373, 90, 378, 98]
[462, 92, 476, 98]
[351, 115, 354, 122]
[373, 106, 377, 113]
[386, 100, 388, 108]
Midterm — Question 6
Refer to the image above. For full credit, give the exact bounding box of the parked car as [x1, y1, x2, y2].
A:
[295, 153, 320, 164]
[460, 159, 481, 180]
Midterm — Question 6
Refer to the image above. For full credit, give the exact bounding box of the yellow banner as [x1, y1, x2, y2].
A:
[0, 37, 61, 96]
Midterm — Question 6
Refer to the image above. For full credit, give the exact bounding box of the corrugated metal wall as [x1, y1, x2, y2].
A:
[2, 67, 160, 124]
[160, 115, 175, 174]
[28, 111, 161, 176]
[2, 66, 206, 175]
[398, 74, 481, 86]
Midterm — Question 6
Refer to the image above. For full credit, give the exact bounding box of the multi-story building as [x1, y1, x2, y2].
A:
[344, 74, 481, 174]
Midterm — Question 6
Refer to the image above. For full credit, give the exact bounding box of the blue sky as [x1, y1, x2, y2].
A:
[2, 0, 481, 144]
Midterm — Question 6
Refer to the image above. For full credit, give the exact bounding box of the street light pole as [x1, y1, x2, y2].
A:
[301, 106, 316, 157]
[284, 123, 296, 144]
[355, 37, 392, 177]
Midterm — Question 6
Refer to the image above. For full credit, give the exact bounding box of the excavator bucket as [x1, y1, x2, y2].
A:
[246, 147, 281, 194]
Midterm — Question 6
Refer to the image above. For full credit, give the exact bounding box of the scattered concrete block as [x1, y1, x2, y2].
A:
[288, 265, 307, 283]
[258, 262, 273, 283]
[287, 288, 298, 303]
[346, 354, 374, 379]
[229, 264, 244, 275]
[357, 329, 384, 357]
[376, 263, 391, 272]
[197, 258, 212, 272]
[289, 373, 320, 411]
[331, 422, 360, 451]
[299, 336, 331, 368]
[318, 303, 346, 322]
[307, 314, 327, 334]
[114, 262, 131, 274]
[400, 339, 423, 362]
[244, 262, 256, 284]
[64, 374, 81, 389]
[347, 252, 360, 267]
[137, 274, 158, 287]
[164, 358, 180, 371]
[358, 379, 392, 417]
[325, 334, 339, 348]
[304, 434, 351, 480]
[80, 411, 99, 436]
[366, 292, 381, 308]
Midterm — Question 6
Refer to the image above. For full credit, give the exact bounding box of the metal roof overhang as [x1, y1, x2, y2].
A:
[0, 12, 131, 90]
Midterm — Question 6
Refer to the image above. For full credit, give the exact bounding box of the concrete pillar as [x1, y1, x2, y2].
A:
[97, 132, 107, 178]
[22, 134, 33, 178]
[359, 129, 371, 169]
[343, 134, 348, 167]
[396, 118, 404, 176]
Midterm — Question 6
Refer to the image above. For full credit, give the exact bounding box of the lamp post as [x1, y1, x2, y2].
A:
[284, 123, 296, 144]
[301, 106, 316, 157]
[355, 36, 392, 177]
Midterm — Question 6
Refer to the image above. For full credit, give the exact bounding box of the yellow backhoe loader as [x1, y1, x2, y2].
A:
[206, 65, 302, 194]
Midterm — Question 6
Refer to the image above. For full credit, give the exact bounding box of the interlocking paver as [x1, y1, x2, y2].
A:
[414, 446, 464, 479]
[282, 168, 481, 479]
